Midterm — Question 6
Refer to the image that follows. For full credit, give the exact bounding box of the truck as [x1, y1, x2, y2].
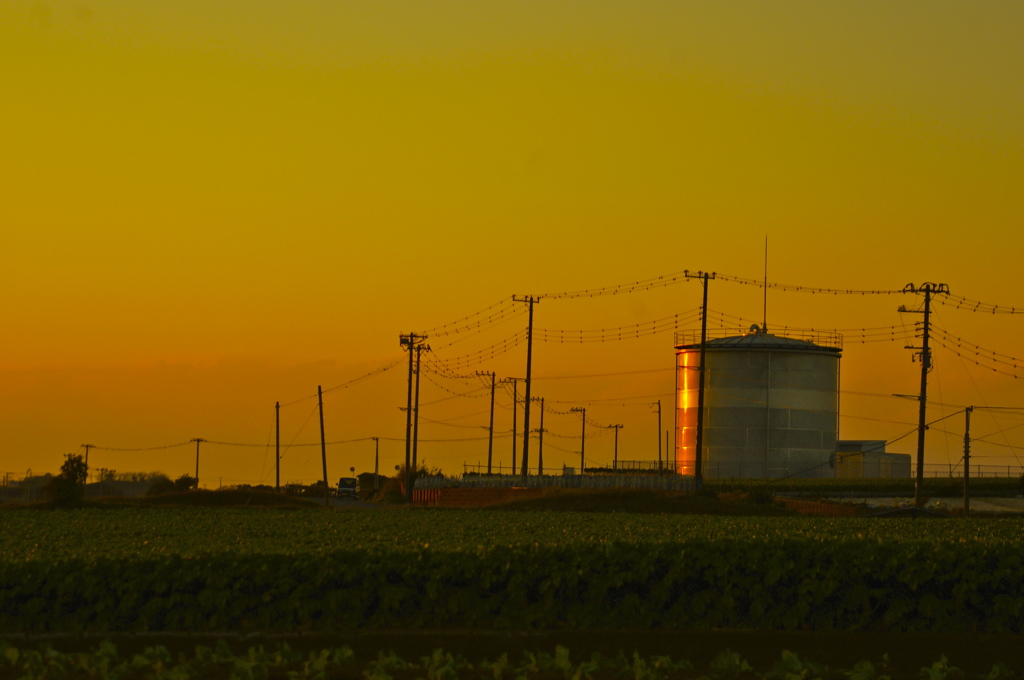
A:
[336, 477, 359, 499]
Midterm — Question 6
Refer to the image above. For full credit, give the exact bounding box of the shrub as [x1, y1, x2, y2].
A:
[146, 476, 176, 496]
[47, 454, 88, 506]
[174, 474, 198, 491]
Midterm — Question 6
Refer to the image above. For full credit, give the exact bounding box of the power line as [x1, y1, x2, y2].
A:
[538, 268, 698, 299]
[418, 297, 518, 336]
[945, 335, 1024, 468]
[279, 358, 404, 407]
[92, 441, 192, 452]
[534, 310, 702, 343]
[417, 415, 488, 430]
[418, 372, 491, 404]
[541, 392, 675, 406]
[426, 329, 529, 372]
[937, 293, 1024, 315]
[932, 336, 1022, 379]
[534, 367, 674, 380]
[321, 358, 406, 395]
[208, 437, 376, 448]
[929, 325, 1022, 375]
[432, 309, 529, 349]
[279, 403, 320, 461]
[716, 273, 903, 295]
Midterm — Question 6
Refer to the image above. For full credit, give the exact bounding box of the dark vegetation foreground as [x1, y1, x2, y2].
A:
[487, 489, 793, 515]
[1, 634, 1021, 680]
[1, 509, 1020, 637]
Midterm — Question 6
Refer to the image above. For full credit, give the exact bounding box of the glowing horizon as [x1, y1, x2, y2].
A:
[2, 1, 1023, 484]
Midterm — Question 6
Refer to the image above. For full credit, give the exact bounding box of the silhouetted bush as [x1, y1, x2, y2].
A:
[146, 475, 176, 496]
[48, 454, 87, 506]
[174, 474, 198, 492]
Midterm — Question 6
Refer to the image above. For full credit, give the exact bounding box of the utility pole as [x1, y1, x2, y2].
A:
[80, 440, 93, 473]
[536, 397, 545, 475]
[372, 438, 380, 491]
[191, 438, 205, 488]
[478, 371, 496, 473]
[570, 407, 586, 473]
[898, 282, 949, 507]
[399, 332, 427, 502]
[608, 424, 624, 468]
[512, 379, 517, 472]
[963, 406, 973, 516]
[665, 431, 670, 474]
[504, 377, 524, 474]
[412, 343, 428, 470]
[685, 270, 715, 490]
[275, 402, 280, 492]
[513, 295, 540, 477]
[317, 385, 329, 507]
[651, 401, 662, 471]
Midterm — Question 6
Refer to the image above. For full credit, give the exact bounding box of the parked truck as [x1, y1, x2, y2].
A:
[336, 477, 358, 499]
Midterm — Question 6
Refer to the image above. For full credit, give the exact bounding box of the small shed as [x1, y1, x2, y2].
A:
[835, 441, 911, 478]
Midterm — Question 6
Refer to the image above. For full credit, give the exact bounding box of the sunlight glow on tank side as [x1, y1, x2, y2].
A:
[676, 349, 697, 475]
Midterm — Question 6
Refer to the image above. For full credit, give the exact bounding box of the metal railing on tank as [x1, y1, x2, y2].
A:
[674, 328, 843, 350]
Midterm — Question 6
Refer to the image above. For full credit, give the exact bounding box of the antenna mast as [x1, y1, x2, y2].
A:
[762, 235, 768, 333]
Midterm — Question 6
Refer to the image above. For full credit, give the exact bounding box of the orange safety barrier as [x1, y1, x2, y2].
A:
[412, 487, 544, 508]
[778, 498, 858, 517]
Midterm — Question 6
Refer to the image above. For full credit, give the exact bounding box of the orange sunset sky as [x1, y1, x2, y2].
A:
[2, 1, 1022, 486]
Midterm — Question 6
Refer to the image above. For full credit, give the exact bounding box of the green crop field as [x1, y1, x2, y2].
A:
[1, 509, 1021, 634]
[1, 641, 1017, 680]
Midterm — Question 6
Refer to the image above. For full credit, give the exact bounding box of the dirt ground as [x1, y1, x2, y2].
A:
[831, 495, 1024, 514]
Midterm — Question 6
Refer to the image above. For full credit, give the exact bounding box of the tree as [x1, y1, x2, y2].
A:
[174, 474, 197, 491]
[49, 454, 87, 505]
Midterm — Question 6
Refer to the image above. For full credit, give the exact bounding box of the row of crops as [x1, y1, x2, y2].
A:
[0, 641, 1016, 680]
[1, 509, 1021, 633]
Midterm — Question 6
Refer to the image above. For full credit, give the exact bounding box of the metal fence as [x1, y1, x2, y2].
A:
[418, 473, 695, 492]
[917, 463, 1023, 479]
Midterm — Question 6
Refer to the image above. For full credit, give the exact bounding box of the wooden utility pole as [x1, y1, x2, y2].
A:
[651, 401, 662, 471]
[665, 430, 670, 474]
[399, 332, 426, 501]
[608, 424, 624, 468]
[412, 343, 427, 470]
[81, 444, 94, 471]
[317, 385, 329, 506]
[963, 406, 973, 515]
[478, 371, 496, 473]
[511, 379, 518, 473]
[190, 438, 205, 488]
[536, 397, 545, 475]
[571, 407, 586, 473]
[275, 402, 280, 492]
[898, 283, 949, 507]
[685, 271, 715, 488]
[504, 377, 524, 474]
[372, 437, 380, 490]
[514, 295, 540, 477]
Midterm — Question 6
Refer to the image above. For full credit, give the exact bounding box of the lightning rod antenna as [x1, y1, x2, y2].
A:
[762, 235, 768, 333]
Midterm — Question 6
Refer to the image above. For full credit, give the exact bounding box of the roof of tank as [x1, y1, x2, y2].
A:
[676, 329, 841, 353]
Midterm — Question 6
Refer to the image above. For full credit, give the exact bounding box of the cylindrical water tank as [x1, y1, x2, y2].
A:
[675, 326, 842, 479]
